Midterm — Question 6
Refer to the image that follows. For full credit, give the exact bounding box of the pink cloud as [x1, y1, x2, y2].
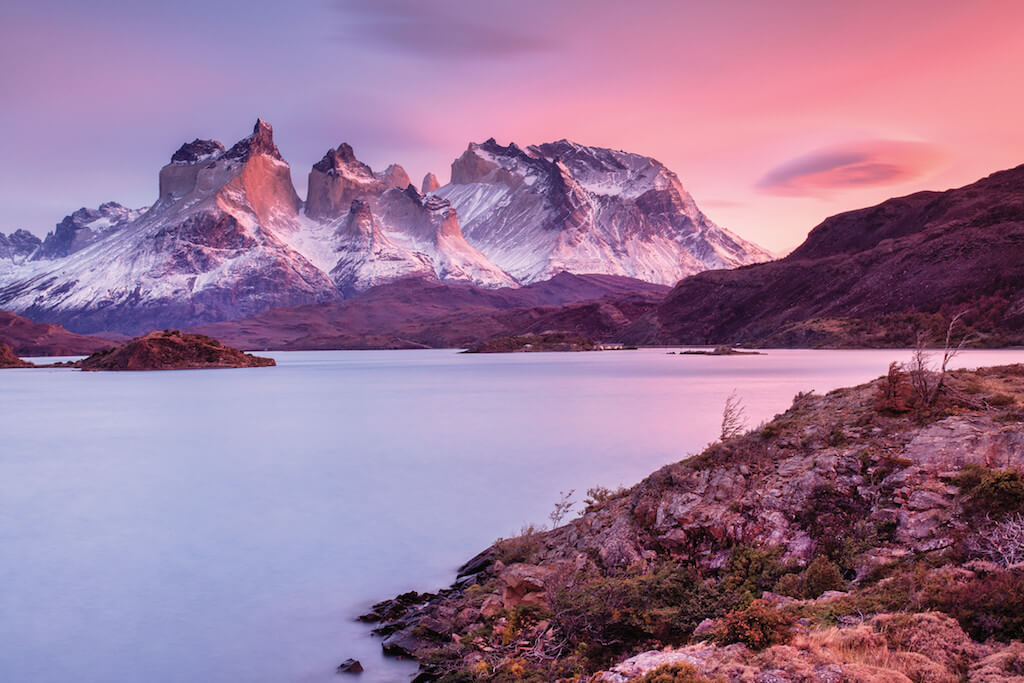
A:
[757, 140, 945, 197]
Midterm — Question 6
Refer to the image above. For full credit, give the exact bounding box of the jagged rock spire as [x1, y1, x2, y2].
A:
[422, 172, 441, 193]
[224, 118, 284, 161]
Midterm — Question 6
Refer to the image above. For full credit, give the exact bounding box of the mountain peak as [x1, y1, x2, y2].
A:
[0, 229, 42, 262]
[306, 143, 385, 220]
[171, 139, 226, 164]
[223, 118, 283, 161]
[378, 164, 412, 190]
[335, 143, 358, 163]
[422, 172, 441, 194]
[312, 143, 373, 176]
[438, 138, 771, 284]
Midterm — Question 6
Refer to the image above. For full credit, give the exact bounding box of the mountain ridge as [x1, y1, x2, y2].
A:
[436, 137, 771, 285]
[0, 121, 768, 334]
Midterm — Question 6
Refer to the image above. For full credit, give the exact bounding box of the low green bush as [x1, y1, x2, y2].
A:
[952, 464, 1024, 520]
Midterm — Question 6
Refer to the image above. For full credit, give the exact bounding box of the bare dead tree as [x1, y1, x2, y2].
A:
[720, 390, 747, 441]
[930, 312, 970, 403]
[549, 489, 575, 527]
[909, 312, 971, 408]
[977, 513, 1024, 567]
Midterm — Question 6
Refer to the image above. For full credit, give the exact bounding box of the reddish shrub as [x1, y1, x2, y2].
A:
[713, 599, 794, 650]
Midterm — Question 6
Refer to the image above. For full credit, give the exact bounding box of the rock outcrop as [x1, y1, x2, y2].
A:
[421, 172, 441, 194]
[377, 163, 411, 191]
[79, 330, 274, 370]
[363, 363, 1024, 681]
[305, 143, 386, 221]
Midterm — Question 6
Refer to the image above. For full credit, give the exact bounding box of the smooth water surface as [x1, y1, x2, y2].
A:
[1, 348, 1021, 682]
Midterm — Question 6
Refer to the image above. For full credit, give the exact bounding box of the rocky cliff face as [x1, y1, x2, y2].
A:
[436, 138, 771, 285]
[305, 143, 385, 220]
[422, 172, 441, 194]
[364, 363, 1024, 682]
[625, 163, 1024, 348]
[298, 144, 517, 292]
[326, 199, 434, 294]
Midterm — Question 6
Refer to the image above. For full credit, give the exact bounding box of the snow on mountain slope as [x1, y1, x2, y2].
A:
[296, 143, 516, 292]
[0, 120, 337, 334]
[35, 202, 146, 260]
[434, 138, 771, 285]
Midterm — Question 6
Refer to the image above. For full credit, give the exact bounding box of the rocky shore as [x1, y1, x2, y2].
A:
[364, 363, 1024, 682]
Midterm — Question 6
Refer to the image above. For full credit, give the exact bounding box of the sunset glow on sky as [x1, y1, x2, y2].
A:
[2, 0, 1023, 253]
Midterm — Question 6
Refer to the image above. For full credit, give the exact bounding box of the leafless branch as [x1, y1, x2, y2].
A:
[977, 513, 1024, 567]
[720, 390, 747, 441]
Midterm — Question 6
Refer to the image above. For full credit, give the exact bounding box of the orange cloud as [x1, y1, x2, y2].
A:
[757, 140, 945, 197]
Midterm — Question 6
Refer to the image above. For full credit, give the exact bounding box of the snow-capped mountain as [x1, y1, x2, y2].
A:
[296, 143, 516, 293]
[0, 122, 770, 334]
[433, 138, 771, 285]
[0, 120, 338, 334]
[36, 202, 146, 260]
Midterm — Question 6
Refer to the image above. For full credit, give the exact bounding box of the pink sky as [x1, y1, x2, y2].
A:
[2, 0, 1023, 254]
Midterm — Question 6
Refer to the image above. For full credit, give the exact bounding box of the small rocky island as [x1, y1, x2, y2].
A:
[672, 346, 762, 356]
[364, 363, 1024, 682]
[1, 330, 275, 371]
[79, 330, 275, 370]
[464, 333, 618, 353]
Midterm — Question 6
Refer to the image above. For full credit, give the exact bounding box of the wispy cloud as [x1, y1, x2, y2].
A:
[757, 140, 944, 197]
[332, 0, 555, 59]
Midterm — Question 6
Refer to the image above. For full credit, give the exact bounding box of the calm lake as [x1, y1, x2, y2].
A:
[1, 348, 1021, 682]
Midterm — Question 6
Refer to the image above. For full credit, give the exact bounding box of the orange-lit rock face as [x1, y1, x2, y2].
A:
[421, 172, 441, 194]
[305, 144, 384, 220]
[234, 153, 301, 226]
